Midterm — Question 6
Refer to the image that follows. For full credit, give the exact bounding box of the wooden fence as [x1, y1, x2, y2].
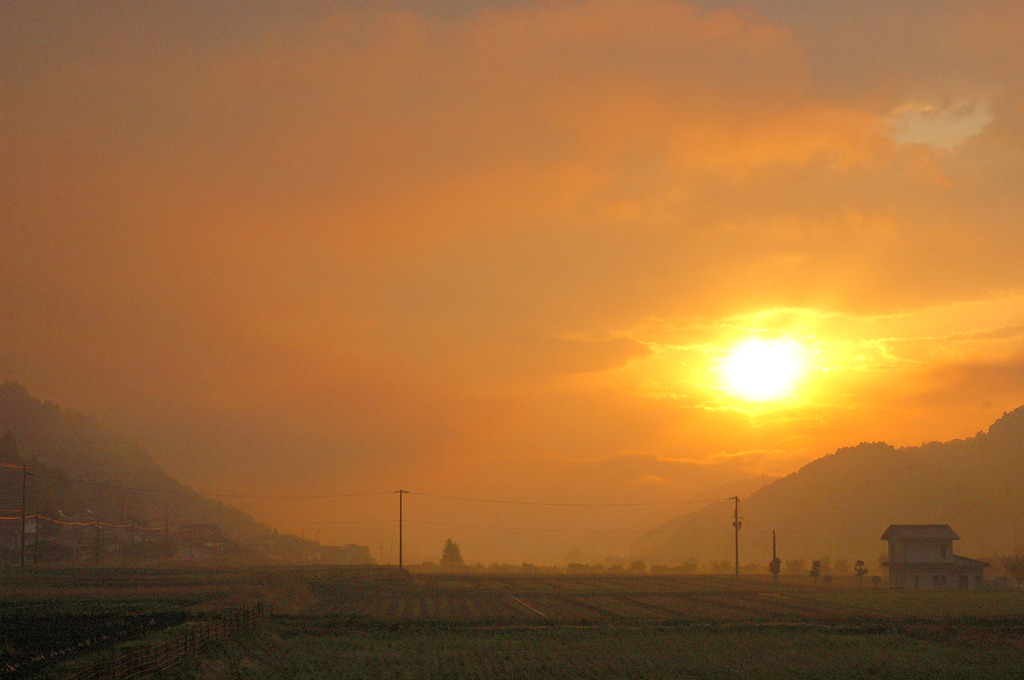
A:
[64, 604, 264, 680]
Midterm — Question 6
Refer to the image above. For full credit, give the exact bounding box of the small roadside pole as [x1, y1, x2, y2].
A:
[396, 489, 408, 570]
[120, 498, 126, 566]
[732, 496, 741, 577]
[771, 529, 781, 583]
[20, 465, 32, 569]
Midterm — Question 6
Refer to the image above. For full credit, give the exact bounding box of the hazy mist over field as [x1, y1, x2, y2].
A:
[4, 1, 1024, 565]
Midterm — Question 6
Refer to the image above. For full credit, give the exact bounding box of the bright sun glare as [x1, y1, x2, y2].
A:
[722, 338, 806, 401]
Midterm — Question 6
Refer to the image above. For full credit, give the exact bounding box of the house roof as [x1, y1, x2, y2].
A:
[881, 524, 960, 541]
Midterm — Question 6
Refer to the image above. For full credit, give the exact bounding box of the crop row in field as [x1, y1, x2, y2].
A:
[0, 566, 268, 677]
[327, 590, 878, 623]
[286, 571, 957, 624]
[164, 618, 1024, 680]
[7, 566, 1024, 678]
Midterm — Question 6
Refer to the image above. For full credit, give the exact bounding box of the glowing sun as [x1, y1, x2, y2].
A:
[722, 338, 806, 401]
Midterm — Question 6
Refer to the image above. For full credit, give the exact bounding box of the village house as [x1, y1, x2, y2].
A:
[881, 524, 988, 590]
[175, 523, 228, 560]
[320, 543, 374, 565]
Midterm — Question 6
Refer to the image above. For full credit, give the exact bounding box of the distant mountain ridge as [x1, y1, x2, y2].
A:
[7, 380, 1021, 569]
[632, 407, 1024, 567]
[0, 381, 264, 541]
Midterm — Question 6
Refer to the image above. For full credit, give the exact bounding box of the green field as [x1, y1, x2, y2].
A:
[3, 567, 1024, 679]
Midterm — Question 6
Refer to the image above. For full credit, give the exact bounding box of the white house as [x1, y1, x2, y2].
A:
[881, 524, 988, 590]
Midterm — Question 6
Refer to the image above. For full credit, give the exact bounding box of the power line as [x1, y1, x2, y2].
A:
[8, 512, 732, 549]
[10, 467, 394, 500]
[85, 478, 393, 500]
[740, 516, 774, 535]
[409, 491, 735, 508]
[0, 513, 168, 530]
[6, 465, 752, 558]
[406, 518, 736, 536]
[279, 519, 394, 527]
[15, 466, 736, 508]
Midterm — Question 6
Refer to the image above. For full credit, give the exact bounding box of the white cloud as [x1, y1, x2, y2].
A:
[888, 100, 993, 149]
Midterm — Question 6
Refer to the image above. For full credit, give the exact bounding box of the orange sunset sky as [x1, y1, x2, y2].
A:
[3, 1, 1024, 564]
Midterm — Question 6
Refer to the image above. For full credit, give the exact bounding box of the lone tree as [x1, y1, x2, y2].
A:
[1003, 556, 1024, 588]
[440, 538, 464, 568]
[854, 559, 869, 587]
[809, 560, 822, 585]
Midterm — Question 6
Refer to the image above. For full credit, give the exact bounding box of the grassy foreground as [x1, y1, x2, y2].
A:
[164, 620, 1024, 680]
[3, 566, 1023, 679]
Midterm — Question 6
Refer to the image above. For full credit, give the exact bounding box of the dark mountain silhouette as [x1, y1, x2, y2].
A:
[0, 381, 264, 543]
[632, 407, 1024, 569]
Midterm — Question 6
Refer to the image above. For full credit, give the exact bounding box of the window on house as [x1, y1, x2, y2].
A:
[940, 544, 948, 559]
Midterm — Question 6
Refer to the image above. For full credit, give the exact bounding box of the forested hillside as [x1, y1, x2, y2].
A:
[633, 407, 1024, 569]
[0, 381, 265, 551]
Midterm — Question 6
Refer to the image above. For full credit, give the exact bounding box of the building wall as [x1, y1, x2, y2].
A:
[890, 538, 952, 563]
[889, 565, 985, 590]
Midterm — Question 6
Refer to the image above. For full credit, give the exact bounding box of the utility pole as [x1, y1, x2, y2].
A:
[732, 496, 741, 577]
[19, 465, 31, 569]
[120, 497, 126, 565]
[771, 529, 779, 583]
[396, 489, 408, 570]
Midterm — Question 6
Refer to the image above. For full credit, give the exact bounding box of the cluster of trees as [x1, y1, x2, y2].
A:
[431, 540, 892, 583]
[797, 554, 1024, 588]
[792, 556, 875, 586]
[568, 560, 648, 574]
[1003, 556, 1024, 587]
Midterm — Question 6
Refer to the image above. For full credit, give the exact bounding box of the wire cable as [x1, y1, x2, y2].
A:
[739, 517, 774, 534]
[5, 467, 750, 546]
[405, 518, 735, 536]
[19, 468, 394, 500]
[409, 491, 735, 508]
[278, 519, 395, 527]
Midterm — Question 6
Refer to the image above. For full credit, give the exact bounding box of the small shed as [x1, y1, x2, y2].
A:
[881, 524, 988, 590]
